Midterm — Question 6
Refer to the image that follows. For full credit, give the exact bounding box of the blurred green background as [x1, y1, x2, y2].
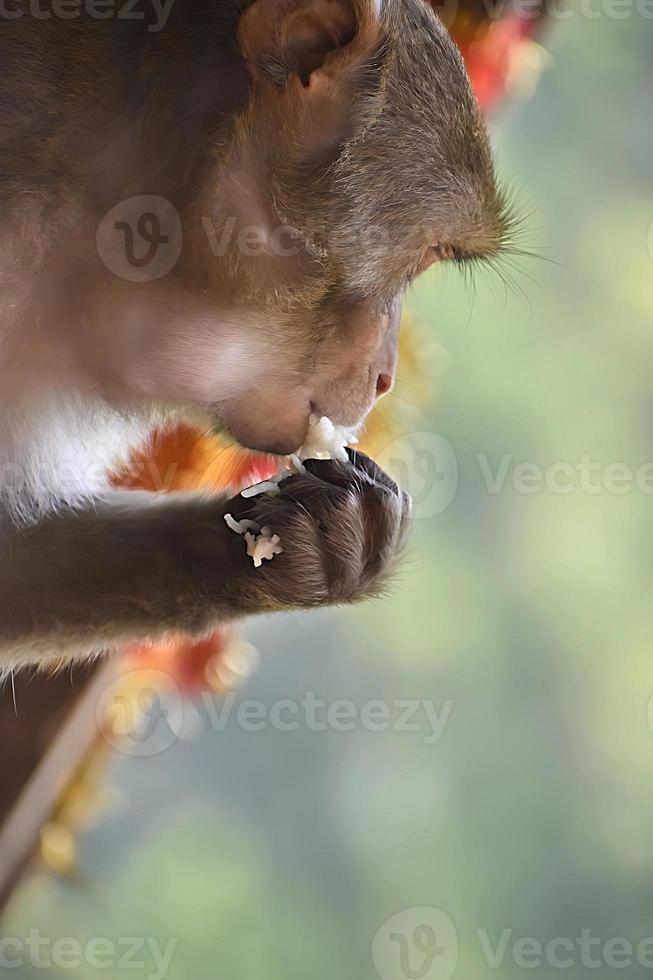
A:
[4, 10, 653, 980]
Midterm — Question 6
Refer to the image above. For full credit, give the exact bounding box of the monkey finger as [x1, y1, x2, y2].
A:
[301, 457, 364, 490]
[346, 448, 401, 496]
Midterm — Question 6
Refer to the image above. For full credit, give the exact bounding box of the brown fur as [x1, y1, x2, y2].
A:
[0, 0, 506, 667]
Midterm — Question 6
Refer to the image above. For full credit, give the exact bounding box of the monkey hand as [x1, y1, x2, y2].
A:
[220, 450, 412, 613]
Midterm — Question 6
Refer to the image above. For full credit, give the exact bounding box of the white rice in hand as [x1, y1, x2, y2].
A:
[228, 415, 357, 568]
[224, 514, 260, 535]
[224, 513, 283, 568]
[244, 527, 283, 568]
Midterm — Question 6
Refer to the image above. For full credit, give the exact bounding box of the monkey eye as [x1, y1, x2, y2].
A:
[412, 243, 454, 278]
[411, 243, 458, 282]
[430, 243, 456, 262]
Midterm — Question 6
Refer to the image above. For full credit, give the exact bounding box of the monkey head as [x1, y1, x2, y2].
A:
[91, 0, 510, 456]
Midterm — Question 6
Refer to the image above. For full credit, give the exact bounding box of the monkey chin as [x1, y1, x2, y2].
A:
[217, 388, 315, 457]
[237, 432, 306, 457]
[219, 413, 311, 458]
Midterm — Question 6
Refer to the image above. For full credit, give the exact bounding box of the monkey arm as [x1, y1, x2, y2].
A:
[0, 453, 410, 671]
[0, 491, 244, 669]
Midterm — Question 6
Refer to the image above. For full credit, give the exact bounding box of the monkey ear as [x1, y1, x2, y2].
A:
[239, 0, 381, 85]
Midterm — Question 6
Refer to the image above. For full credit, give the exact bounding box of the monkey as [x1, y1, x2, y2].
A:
[0, 0, 510, 670]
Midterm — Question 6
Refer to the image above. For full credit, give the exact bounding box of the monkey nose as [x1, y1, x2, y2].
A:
[375, 372, 394, 398]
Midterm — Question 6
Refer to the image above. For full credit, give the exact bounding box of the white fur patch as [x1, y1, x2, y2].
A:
[0, 389, 161, 524]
